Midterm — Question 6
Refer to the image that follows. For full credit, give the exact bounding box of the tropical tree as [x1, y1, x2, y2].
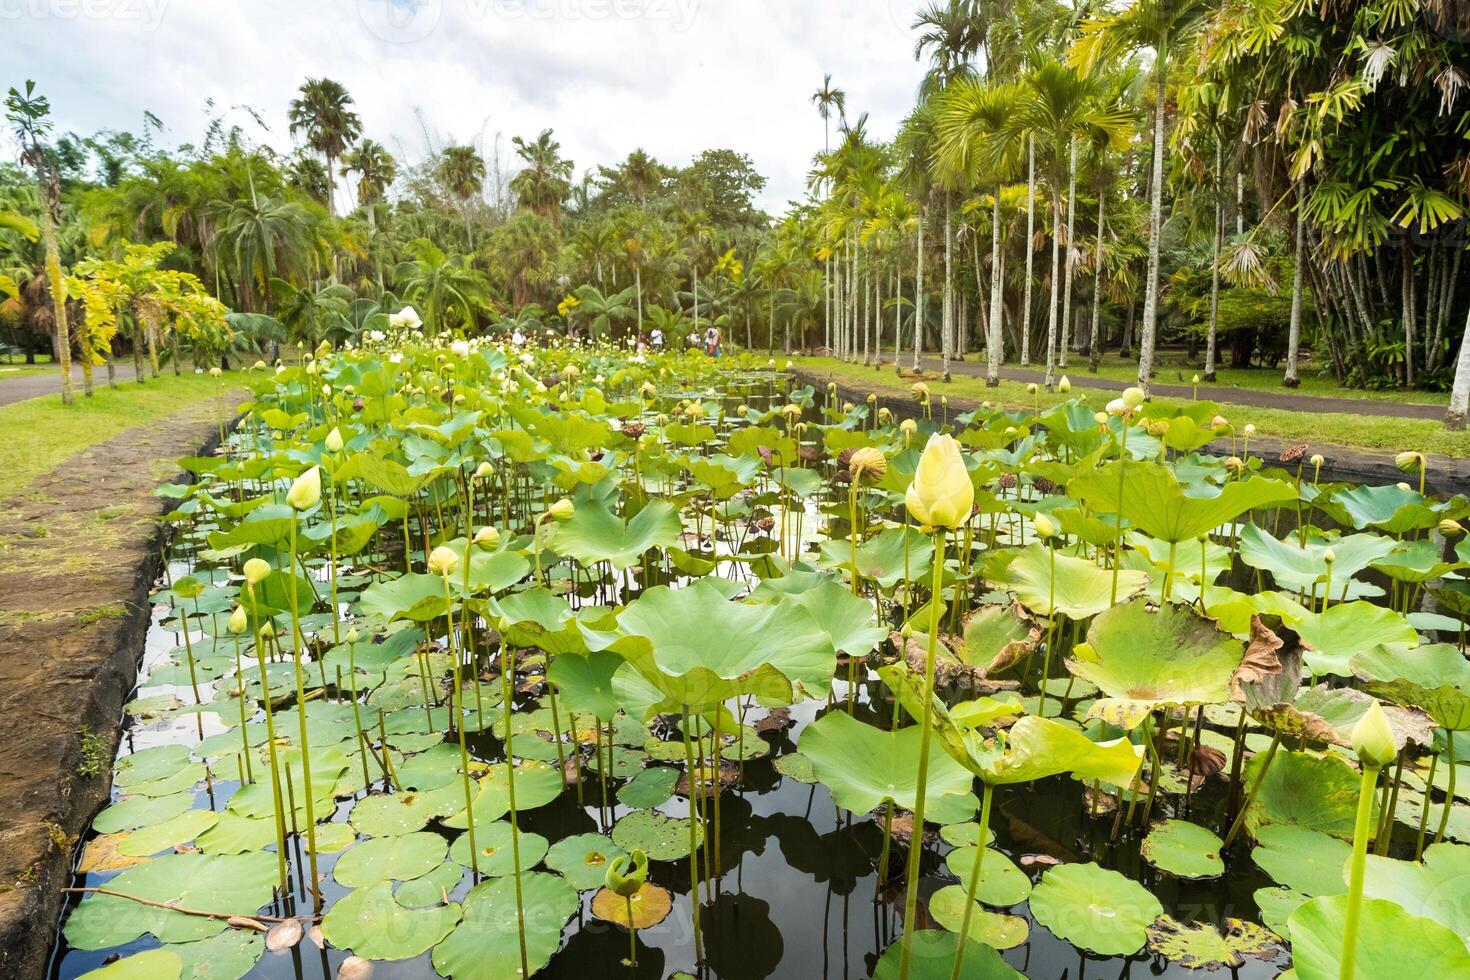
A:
[287, 78, 362, 217]
[393, 237, 493, 334]
[571, 283, 637, 339]
[437, 145, 486, 248]
[510, 130, 573, 222]
[341, 139, 397, 207]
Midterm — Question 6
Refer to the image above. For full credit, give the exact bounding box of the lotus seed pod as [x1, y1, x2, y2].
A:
[1212, 416, 1229, 429]
[1351, 701, 1397, 768]
[736, 405, 749, 416]
[1034, 513, 1057, 539]
[228, 605, 248, 634]
[866, 393, 877, 404]
[549, 498, 575, 521]
[243, 558, 271, 584]
[287, 466, 322, 511]
[427, 545, 460, 576]
[474, 526, 501, 550]
[905, 434, 974, 530]
[899, 418, 917, 436]
[325, 427, 344, 453]
[1122, 387, 1145, 409]
[848, 447, 888, 484]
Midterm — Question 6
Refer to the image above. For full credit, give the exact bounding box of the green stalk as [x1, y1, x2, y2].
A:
[500, 635, 530, 976]
[442, 571, 478, 876]
[1223, 732, 1281, 848]
[1436, 730, 1457, 843]
[247, 592, 288, 896]
[287, 515, 322, 909]
[1109, 421, 1129, 605]
[1339, 762, 1382, 980]
[231, 632, 253, 782]
[948, 782, 995, 980]
[681, 706, 706, 964]
[898, 531, 948, 980]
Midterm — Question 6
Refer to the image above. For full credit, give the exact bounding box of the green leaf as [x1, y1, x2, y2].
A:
[611, 808, 705, 861]
[544, 832, 626, 890]
[798, 710, 976, 815]
[432, 872, 578, 979]
[77, 949, 182, 980]
[1141, 819, 1225, 879]
[1355, 642, 1470, 730]
[872, 930, 1024, 979]
[1029, 862, 1164, 956]
[1071, 461, 1295, 544]
[1144, 915, 1281, 969]
[334, 831, 448, 887]
[1252, 825, 1350, 896]
[320, 882, 461, 960]
[1295, 602, 1419, 677]
[616, 765, 680, 809]
[1244, 749, 1366, 841]
[1289, 895, 1470, 978]
[550, 498, 682, 570]
[993, 543, 1149, 619]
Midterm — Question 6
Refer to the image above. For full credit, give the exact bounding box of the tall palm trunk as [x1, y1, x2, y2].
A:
[1446, 304, 1470, 429]
[634, 265, 643, 329]
[38, 190, 74, 405]
[942, 199, 954, 382]
[1402, 246, 1416, 389]
[913, 209, 925, 371]
[824, 256, 832, 353]
[1059, 139, 1078, 374]
[1089, 186, 1106, 372]
[893, 265, 902, 366]
[1044, 192, 1062, 389]
[987, 190, 1003, 387]
[1022, 134, 1035, 366]
[1205, 142, 1222, 381]
[1284, 192, 1304, 388]
[1137, 42, 1169, 395]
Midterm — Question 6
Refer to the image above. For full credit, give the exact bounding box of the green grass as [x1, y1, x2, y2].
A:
[0, 371, 241, 499]
[794, 357, 1470, 459]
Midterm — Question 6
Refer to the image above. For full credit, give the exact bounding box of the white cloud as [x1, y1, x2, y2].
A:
[4, 0, 931, 213]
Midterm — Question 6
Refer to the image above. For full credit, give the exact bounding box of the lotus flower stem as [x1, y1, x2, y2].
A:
[441, 571, 479, 877]
[1415, 751, 1439, 859]
[286, 516, 323, 909]
[712, 707, 724, 876]
[500, 635, 531, 977]
[1109, 421, 1129, 606]
[1339, 760, 1383, 980]
[681, 706, 706, 963]
[1223, 732, 1282, 848]
[949, 782, 995, 980]
[377, 708, 401, 792]
[1436, 730, 1456, 843]
[231, 632, 253, 782]
[875, 803, 894, 900]
[1375, 753, 1404, 855]
[898, 530, 948, 980]
[1139, 714, 1165, 826]
[247, 595, 289, 896]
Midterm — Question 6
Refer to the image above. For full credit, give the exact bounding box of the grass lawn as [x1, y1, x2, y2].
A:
[793, 356, 1470, 459]
[1, 371, 243, 499]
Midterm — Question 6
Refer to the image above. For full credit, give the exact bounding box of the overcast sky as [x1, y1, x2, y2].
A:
[6, 0, 933, 214]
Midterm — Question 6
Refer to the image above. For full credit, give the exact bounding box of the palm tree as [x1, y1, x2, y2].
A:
[208, 177, 315, 318]
[437, 145, 486, 249]
[341, 139, 397, 207]
[913, 0, 983, 94]
[510, 129, 573, 222]
[811, 73, 847, 153]
[288, 77, 362, 216]
[393, 238, 492, 334]
[1448, 310, 1470, 429]
[571, 284, 637, 339]
[271, 278, 354, 344]
[622, 149, 662, 206]
[896, 102, 939, 371]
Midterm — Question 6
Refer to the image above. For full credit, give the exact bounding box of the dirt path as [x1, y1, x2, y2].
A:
[0, 397, 236, 978]
[908, 355, 1447, 420]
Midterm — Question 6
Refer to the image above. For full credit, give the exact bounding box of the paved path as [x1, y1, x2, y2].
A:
[0, 361, 143, 406]
[911, 355, 1446, 420]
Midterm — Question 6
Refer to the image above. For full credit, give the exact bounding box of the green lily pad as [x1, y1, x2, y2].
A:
[168, 929, 264, 980]
[1362, 842, 1470, 937]
[544, 832, 626, 890]
[350, 784, 465, 836]
[1254, 886, 1309, 941]
[1296, 602, 1419, 677]
[1355, 643, 1470, 730]
[1029, 862, 1164, 956]
[616, 766, 679, 809]
[118, 809, 220, 856]
[1145, 915, 1280, 969]
[304, 821, 356, 853]
[1141, 820, 1225, 879]
[872, 930, 1024, 979]
[432, 872, 578, 979]
[798, 710, 976, 816]
[77, 949, 182, 980]
[320, 881, 461, 960]
[1251, 825, 1350, 896]
[193, 812, 280, 856]
[92, 792, 195, 834]
[611, 809, 704, 862]
[993, 543, 1149, 619]
[448, 820, 549, 876]
[1289, 894, 1470, 978]
[113, 745, 192, 787]
[550, 497, 682, 570]
[334, 831, 448, 887]
[927, 884, 1029, 949]
[773, 751, 816, 783]
[1244, 749, 1365, 841]
[942, 847, 1032, 906]
[395, 861, 466, 908]
[442, 760, 565, 828]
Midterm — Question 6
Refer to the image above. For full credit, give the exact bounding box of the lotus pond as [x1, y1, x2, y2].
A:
[51, 338, 1470, 980]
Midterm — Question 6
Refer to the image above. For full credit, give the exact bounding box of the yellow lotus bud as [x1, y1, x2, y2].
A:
[287, 466, 322, 511]
[428, 545, 460, 576]
[325, 427, 344, 453]
[1212, 416, 1230, 429]
[1397, 482, 1411, 492]
[866, 393, 877, 404]
[228, 605, 248, 634]
[736, 405, 749, 416]
[849, 447, 888, 484]
[1106, 398, 1126, 416]
[1351, 701, 1397, 768]
[1243, 423, 1257, 435]
[1323, 548, 1335, 564]
[1395, 451, 1424, 474]
[785, 360, 794, 369]
[1034, 513, 1057, 539]
[1192, 374, 1201, 384]
[1439, 519, 1465, 538]
[243, 558, 271, 584]
[474, 526, 501, 550]
[899, 418, 917, 435]
[904, 434, 973, 529]
[843, 402, 855, 413]
[209, 367, 222, 378]
[346, 627, 359, 644]
[1026, 382, 1038, 395]
[474, 461, 493, 480]
[1058, 376, 1071, 393]
[258, 622, 275, 640]
[548, 498, 575, 521]
[1310, 454, 1326, 468]
[1094, 411, 1109, 425]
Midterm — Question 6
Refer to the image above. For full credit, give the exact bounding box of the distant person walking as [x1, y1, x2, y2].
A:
[705, 326, 722, 358]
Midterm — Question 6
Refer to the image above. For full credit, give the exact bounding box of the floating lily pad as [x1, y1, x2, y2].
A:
[1145, 915, 1280, 969]
[335, 831, 448, 887]
[1253, 886, 1309, 941]
[350, 784, 463, 836]
[432, 872, 578, 979]
[798, 710, 976, 816]
[1029, 862, 1163, 956]
[168, 928, 265, 980]
[872, 930, 1024, 979]
[395, 861, 465, 909]
[448, 820, 549, 876]
[442, 760, 564, 828]
[994, 542, 1149, 620]
[942, 847, 1032, 906]
[591, 882, 673, 928]
[1251, 825, 1349, 896]
[612, 809, 704, 862]
[1362, 842, 1470, 937]
[304, 821, 356, 853]
[117, 809, 219, 857]
[1289, 894, 1470, 978]
[92, 792, 195, 834]
[1244, 749, 1364, 841]
[772, 751, 816, 783]
[927, 885, 1029, 949]
[77, 948, 182, 980]
[1141, 820, 1224, 879]
[617, 766, 679, 809]
[320, 881, 461, 960]
[545, 832, 626, 890]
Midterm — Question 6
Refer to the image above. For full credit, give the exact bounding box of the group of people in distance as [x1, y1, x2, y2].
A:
[506, 324, 723, 357]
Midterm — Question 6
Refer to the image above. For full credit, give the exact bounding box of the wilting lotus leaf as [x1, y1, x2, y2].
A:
[1251, 825, 1349, 896]
[1141, 820, 1225, 879]
[926, 885, 1029, 949]
[1145, 915, 1280, 969]
[118, 809, 219, 856]
[351, 784, 465, 836]
[548, 650, 623, 721]
[432, 871, 579, 980]
[942, 847, 1032, 906]
[394, 861, 465, 908]
[1361, 843, 1470, 938]
[77, 834, 148, 873]
[320, 881, 461, 960]
[92, 791, 195, 834]
[545, 832, 626, 889]
[872, 930, 1024, 979]
[1295, 602, 1419, 677]
[1289, 895, 1470, 978]
[1029, 862, 1163, 955]
[76, 949, 182, 980]
[773, 751, 816, 783]
[64, 852, 279, 948]
[1069, 599, 1244, 728]
[603, 579, 839, 708]
[994, 543, 1148, 619]
[958, 603, 1040, 676]
[335, 831, 448, 887]
[816, 526, 935, 589]
[1070, 460, 1295, 544]
[591, 882, 673, 928]
[167, 928, 264, 980]
[1355, 642, 1470, 730]
[449, 820, 548, 876]
[551, 497, 681, 569]
[612, 809, 704, 861]
[798, 710, 976, 816]
[617, 765, 679, 809]
[442, 760, 564, 828]
[1244, 749, 1365, 841]
[1254, 886, 1309, 941]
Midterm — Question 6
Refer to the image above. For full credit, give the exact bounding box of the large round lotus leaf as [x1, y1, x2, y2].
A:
[113, 744, 191, 787]
[545, 832, 626, 890]
[1251, 825, 1349, 896]
[586, 743, 645, 778]
[1029, 862, 1164, 956]
[92, 792, 195, 834]
[167, 929, 264, 980]
[1144, 915, 1281, 969]
[491, 587, 594, 656]
[591, 882, 673, 928]
[194, 812, 279, 855]
[927, 885, 1029, 949]
[548, 650, 624, 722]
[304, 821, 356, 853]
[1070, 461, 1296, 544]
[942, 848, 1032, 906]
[780, 581, 888, 657]
[395, 743, 464, 791]
[550, 497, 681, 570]
[442, 760, 565, 828]
[1362, 842, 1470, 937]
[872, 930, 1024, 979]
[432, 871, 578, 980]
[1355, 643, 1470, 730]
[773, 751, 816, 783]
[818, 525, 934, 589]
[121, 762, 207, 798]
[612, 809, 704, 862]
[1288, 894, 1470, 978]
[320, 881, 461, 960]
[449, 820, 549, 876]
[334, 831, 448, 887]
[76, 948, 182, 980]
[1254, 886, 1309, 941]
[1244, 749, 1365, 841]
[1069, 598, 1245, 728]
[798, 710, 976, 816]
[1141, 820, 1225, 879]
[351, 783, 464, 836]
[605, 578, 840, 707]
[993, 542, 1148, 620]
[1237, 525, 1395, 592]
[617, 766, 679, 809]
[1295, 602, 1419, 677]
[64, 852, 279, 948]
[395, 861, 466, 908]
[958, 603, 1039, 675]
[118, 809, 220, 856]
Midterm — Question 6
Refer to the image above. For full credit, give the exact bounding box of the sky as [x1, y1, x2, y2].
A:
[6, 0, 934, 214]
